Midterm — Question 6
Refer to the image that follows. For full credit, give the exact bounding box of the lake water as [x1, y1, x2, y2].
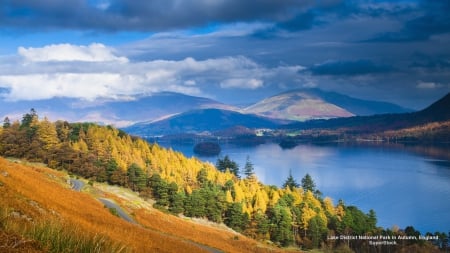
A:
[157, 141, 450, 234]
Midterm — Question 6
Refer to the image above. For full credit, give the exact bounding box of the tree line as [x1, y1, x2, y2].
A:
[0, 110, 447, 252]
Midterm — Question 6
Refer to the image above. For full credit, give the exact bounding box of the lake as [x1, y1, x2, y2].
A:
[157, 141, 450, 234]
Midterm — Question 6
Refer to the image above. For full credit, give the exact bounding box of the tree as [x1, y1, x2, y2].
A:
[225, 202, 248, 232]
[169, 192, 185, 214]
[243, 155, 255, 179]
[269, 205, 293, 246]
[127, 163, 147, 191]
[216, 155, 240, 178]
[36, 117, 59, 151]
[21, 108, 38, 128]
[283, 170, 299, 190]
[301, 173, 316, 193]
[197, 168, 209, 187]
[3, 117, 10, 128]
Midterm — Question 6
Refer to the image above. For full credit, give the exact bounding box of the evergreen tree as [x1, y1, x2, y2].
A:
[127, 163, 147, 191]
[21, 108, 38, 128]
[225, 202, 248, 232]
[216, 155, 240, 178]
[184, 189, 207, 217]
[106, 159, 119, 184]
[3, 117, 10, 128]
[197, 168, 209, 187]
[283, 170, 299, 190]
[269, 205, 294, 246]
[243, 155, 255, 179]
[301, 173, 316, 193]
[169, 192, 185, 214]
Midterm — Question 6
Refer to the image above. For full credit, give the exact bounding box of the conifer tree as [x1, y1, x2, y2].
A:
[283, 170, 299, 190]
[243, 155, 255, 179]
[3, 117, 10, 128]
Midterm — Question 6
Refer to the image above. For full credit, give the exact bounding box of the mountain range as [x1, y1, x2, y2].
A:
[1, 88, 413, 132]
[124, 92, 449, 137]
[0, 92, 236, 127]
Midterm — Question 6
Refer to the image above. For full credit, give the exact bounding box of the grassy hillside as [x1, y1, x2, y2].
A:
[0, 157, 291, 253]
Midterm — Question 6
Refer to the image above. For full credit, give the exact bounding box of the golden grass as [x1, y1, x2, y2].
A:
[0, 157, 208, 253]
[0, 157, 301, 252]
[134, 208, 300, 253]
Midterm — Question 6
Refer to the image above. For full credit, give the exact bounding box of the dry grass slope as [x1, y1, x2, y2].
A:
[0, 158, 300, 253]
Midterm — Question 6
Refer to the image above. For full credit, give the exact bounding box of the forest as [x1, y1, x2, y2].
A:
[0, 109, 447, 252]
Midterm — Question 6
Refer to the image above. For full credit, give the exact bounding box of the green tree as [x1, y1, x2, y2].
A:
[3, 117, 10, 128]
[197, 168, 209, 187]
[243, 155, 255, 179]
[308, 216, 327, 249]
[225, 202, 248, 232]
[21, 108, 38, 129]
[184, 189, 207, 217]
[127, 163, 147, 191]
[106, 159, 119, 184]
[283, 170, 299, 190]
[216, 155, 240, 178]
[169, 192, 185, 214]
[269, 205, 293, 246]
[301, 173, 315, 192]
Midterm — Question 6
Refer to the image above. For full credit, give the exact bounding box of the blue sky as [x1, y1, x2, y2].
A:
[0, 0, 449, 109]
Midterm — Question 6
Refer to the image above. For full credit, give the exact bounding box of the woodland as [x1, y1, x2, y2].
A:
[0, 109, 447, 252]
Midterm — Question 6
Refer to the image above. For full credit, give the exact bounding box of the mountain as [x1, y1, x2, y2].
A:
[124, 108, 287, 136]
[285, 92, 450, 134]
[244, 88, 411, 121]
[0, 92, 236, 127]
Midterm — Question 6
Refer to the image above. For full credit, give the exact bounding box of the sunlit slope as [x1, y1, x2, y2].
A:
[244, 90, 354, 121]
[0, 158, 293, 253]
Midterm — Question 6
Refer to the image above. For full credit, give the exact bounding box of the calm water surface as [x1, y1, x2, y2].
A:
[158, 141, 450, 234]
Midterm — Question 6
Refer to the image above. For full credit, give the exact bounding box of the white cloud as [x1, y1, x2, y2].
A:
[18, 43, 128, 63]
[220, 78, 263, 89]
[416, 81, 442, 89]
[0, 43, 304, 101]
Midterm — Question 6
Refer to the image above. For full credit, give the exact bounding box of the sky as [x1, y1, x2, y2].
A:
[0, 0, 449, 109]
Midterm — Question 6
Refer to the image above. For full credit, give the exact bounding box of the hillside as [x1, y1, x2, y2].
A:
[0, 158, 294, 253]
[284, 92, 450, 140]
[244, 88, 411, 121]
[124, 108, 288, 136]
[0, 111, 384, 251]
[0, 92, 236, 127]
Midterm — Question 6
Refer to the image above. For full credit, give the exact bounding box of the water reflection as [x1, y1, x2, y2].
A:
[158, 141, 450, 233]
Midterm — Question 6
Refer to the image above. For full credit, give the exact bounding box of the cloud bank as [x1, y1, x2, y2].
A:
[0, 43, 304, 101]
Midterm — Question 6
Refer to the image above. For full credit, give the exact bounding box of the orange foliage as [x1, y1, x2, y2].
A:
[0, 158, 209, 253]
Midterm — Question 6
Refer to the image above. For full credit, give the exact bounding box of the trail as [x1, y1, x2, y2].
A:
[98, 198, 137, 224]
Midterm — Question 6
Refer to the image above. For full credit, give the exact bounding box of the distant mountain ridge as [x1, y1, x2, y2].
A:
[285, 92, 450, 133]
[0, 92, 236, 127]
[1, 88, 413, 130]
[244, 88, 411, 121]
[124, 108, 287, 136]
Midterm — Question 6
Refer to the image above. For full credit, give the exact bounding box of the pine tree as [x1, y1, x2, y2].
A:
[301, 173, 316, 192]
[243, 155, 255, 179]
[283, 170, 299, 190]
[3, 117, 10, 128]
[127, 163, 147, 191]
[216, 155, 240, 178]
